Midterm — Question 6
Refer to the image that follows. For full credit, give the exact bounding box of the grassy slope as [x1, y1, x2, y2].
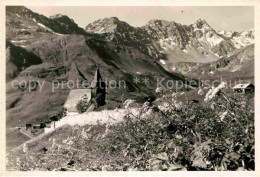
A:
[6, 128, 30, 152]
[7, 124, 130, 171]
[6, 76, 70, 149]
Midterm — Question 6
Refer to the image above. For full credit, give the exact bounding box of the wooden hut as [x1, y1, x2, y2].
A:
[233, 83, 254, 94]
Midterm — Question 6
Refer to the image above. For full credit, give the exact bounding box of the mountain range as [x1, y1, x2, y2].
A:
[6, 6, 254, 79]
[85, 16, 254, 70]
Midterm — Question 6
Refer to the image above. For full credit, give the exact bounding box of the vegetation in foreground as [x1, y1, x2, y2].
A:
[6, 87, 254, 171]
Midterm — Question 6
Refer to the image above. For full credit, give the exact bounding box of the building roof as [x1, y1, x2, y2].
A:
[91, 67, 105, 88]
[64, 89, 92, 112]
[233, 83, 253, 89]
[32, 124, 42, 126]
[27, 115, 49, 124]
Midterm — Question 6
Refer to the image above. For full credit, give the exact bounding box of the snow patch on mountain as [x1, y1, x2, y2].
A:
[160, 59, 166, 65]
[193, 27, 205, 34]
[11, 40, 27, 43]
[53, 32, 65, 36]
[218, 29, 254, 49]
[37, 23, 48, 29]
[218, 30, 234, 38]
[159, 37, 177, 51]
[182, 49, 189, 54]
[231, 35, 253, 48]
[204, 34, 224, 47]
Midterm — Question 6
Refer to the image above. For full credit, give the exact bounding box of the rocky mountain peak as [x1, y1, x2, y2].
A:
[6, 6, 31, 14]
[145, 19, 171, 26]
[143, 19, 179, 36]
[85, 17, 131, 34]
[217, 29, 254, 39]
[6, 6, 87, 36]
[191, 18, 212, 30]
[195, 18, 207, 24]
[50, 14, 74, 22]
[241, 29, 254, 38]
[218, 30, 236, 38]
[105, 17, 120, 23]
[50, 14, 65, 19]
[6, 6, 37, 19]
[50, 14, 76, 26]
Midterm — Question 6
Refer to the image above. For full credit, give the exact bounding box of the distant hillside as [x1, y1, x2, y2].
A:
[172, 44, 254, 81]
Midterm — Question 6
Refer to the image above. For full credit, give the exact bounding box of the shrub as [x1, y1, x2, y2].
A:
[57, 107, 67, 120]
[104, 90, 254, 171]
[6, 88, 254, 171]
[76, 99, 92, 114]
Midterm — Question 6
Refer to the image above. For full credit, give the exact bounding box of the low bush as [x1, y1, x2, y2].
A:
[57, 107, 67, 120]
[104, 90, 254, 170]
[76, 99, 92, 114]
[6, 88, 254, 171]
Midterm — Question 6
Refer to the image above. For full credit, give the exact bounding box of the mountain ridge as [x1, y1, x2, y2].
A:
[85, 15, 254, 66]
[7, 6, 254, 66]
[6, 6, 254, 81]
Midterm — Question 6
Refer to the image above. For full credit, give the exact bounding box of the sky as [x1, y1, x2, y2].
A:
[27, 6, 254, 32]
